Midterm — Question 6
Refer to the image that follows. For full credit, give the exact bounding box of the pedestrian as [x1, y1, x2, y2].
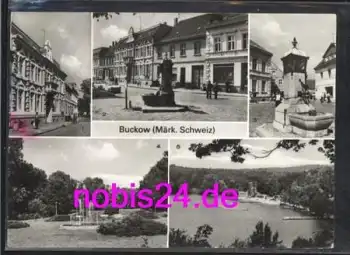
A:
[34, 112, 40, 129]
[275, 92, 281, 107]
[327, 92, 331, 103]
[206, 81, 213, 99]
[213, 82, 219, 99]
[225, 80, 231, 93]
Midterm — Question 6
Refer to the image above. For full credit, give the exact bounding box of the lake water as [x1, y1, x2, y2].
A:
[169, 195, 324, 248]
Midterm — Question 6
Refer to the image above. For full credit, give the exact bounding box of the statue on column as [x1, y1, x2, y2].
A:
[158, 52, 175, 105]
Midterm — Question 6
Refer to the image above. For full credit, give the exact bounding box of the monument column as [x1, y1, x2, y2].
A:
[273, 37, 313, 133]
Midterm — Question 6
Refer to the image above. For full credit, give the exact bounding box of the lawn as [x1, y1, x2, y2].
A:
[7, 210, 167, 248]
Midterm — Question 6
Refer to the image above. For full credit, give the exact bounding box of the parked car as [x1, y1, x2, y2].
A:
[107, 84, 122, 94]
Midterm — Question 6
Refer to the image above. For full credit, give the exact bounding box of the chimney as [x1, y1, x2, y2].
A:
[174, 17, 178, 26]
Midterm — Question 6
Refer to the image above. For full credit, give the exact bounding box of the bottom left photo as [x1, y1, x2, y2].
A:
[7, 138, 169, 248]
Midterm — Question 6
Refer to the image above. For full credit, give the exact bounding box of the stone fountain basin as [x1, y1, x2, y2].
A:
[289, 112, 334, 131]
[59, 222, 99, 230]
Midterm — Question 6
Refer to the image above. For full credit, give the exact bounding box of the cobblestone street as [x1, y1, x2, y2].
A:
[93, 87, 247, 121]
[249, 101, 335, 136]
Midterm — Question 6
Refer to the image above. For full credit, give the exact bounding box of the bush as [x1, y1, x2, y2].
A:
[104, 206, 119, 216]
[17, 213, 41, 221]
[28, 198, 47, 216]
[45, 214, 71, 222]
[169, 224, 213, 247]
[129, 210, 159, 220]
[8, 221, 30, 229]
[97, 214, 167, 237]
[93, 87, 116, 99]
[150, 80, 160, 87]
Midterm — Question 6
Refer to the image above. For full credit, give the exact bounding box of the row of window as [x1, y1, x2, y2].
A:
[96, 33, 249, 66]
[251, 58, 267, 73]
[251, 79, 267, 93]
[115, 45, 153, 61]
[10, 88, 73, 113]
[320, 68, 335, 79]
[213, 33, 248, 53]
[13, 54, 65, 92]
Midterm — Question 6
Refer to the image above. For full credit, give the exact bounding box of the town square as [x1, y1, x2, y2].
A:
[249, 14, 336, 138]
[92, 13, 248, 121]
[9, 13, 91, 136]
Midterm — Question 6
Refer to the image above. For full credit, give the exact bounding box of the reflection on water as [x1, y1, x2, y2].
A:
[169, 195, 323, 248]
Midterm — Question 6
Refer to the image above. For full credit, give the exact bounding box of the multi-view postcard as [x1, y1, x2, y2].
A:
[91, 13, 249, 138]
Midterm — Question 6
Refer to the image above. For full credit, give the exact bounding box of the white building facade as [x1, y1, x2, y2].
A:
[9, 23, 78, 127]
[249, 40, 273, 99]
[113, 24, 172, 85]
[205, 14, 248, 92]
[314, 42, 336, 101]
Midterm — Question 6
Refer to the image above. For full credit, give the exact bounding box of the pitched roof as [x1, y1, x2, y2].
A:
[11, 22, 66, 78]
[250, 40, 273, 57]
[158, 14, 225, 44]
[114, 23, 172, 49]
[314, 43, 336, 71]
[206, 13, 248, 29]
[93, 46, 114, 56]
[322, 42, 336, 58]
[314, 57, 336, 71]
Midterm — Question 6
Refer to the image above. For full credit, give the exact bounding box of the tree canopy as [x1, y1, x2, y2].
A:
[189, 139, 335, 164]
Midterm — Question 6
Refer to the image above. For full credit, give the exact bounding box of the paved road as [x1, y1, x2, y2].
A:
[40, 121, 91, 136]
[93, 87, 247, 121]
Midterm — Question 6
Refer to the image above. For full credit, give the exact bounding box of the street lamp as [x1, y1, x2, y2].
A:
[55, 201, 58, 216]
[123, 56, 134, 109]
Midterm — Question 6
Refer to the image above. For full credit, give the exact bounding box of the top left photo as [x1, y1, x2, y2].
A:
[8, 12, 92, 137]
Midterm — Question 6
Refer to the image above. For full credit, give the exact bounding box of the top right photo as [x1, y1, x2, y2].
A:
[249, 14, 336, 138]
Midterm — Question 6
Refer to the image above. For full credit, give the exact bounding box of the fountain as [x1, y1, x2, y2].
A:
[256, 38, 334, 138]
[131, 52, 188, 112]
[60, 198, 100, 230]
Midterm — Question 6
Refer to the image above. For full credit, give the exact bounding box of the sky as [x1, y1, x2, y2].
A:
[250, 14, 336, 79]
[170, 139, 331, 169]
[21, 138, 167, 188]
[93, 13, 202, 48]
[11, 12, 91, 86]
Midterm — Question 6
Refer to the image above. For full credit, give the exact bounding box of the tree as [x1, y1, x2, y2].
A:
[83, 177, 106, 209]
[139, 151, 168, 210]
[7, 138, 48, 219]
[247, 221, 282, 248]
[169, 224, 213, 247]
[189, 139, 334, 164]
[78, 79, 91, 116]
[43, 171, 77, 216]
[44, 91, 56, 121]
[92, 12, 136, 21]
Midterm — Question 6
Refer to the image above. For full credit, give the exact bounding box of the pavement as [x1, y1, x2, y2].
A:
[93, 86, 248, 121]
[127, 84, 247, 98]
[40, 121, 90, 136]
[9, 118, 91, 137]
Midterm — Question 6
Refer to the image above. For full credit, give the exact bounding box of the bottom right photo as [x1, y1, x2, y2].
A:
[168, 139, 334, 249]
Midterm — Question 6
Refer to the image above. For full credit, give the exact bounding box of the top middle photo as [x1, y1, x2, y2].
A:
[92, 13, 248, 122]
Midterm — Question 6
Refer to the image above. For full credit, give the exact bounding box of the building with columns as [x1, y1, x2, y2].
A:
[112, 24, 172, 85]
[93, 46, 115, 82]
[205, 14, 248, 92]
[9, 22, 78, 127]
[314, 42, 336, 101]
[249, 40, 273, 99]
[154, 14, 223, 88]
